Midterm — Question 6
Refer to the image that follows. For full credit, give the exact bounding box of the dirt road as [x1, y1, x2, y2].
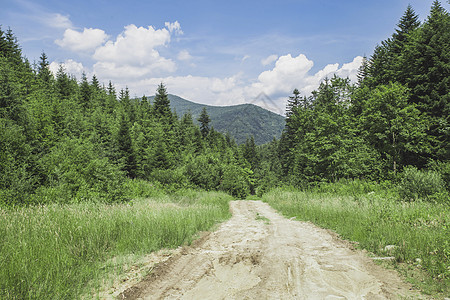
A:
[120, 200, 420, 299]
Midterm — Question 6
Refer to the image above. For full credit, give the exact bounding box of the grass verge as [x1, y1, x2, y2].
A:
[0, 188, 232, 299]
[262, 187, 450, 297]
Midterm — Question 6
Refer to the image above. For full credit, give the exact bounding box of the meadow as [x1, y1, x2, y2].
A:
[0, 183, 232, 299]
[263, 182, 450, 296]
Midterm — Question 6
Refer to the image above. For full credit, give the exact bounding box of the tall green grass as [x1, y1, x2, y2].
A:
[263, 187, 450, 296]
[0, 189, 232, 299]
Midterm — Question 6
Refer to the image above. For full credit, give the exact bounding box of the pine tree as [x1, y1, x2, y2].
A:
[117, 111, 137, 178]
[55, 64, 72, 99]
[286, 89, 301, 118]
[153, 83, 172, 121]
[91, 75, 101, 91]
[198, 107, 211, 138]
[401, 0, 450, 160]
[242, 136, 257, 170]
[356, 56, 369, 85]
[105, 81, 117, 113]
[107, 81, 116, 97]
[79, 72, 91, 109]
[393, 5, 421, 49]
[37, 52, 53, 84]
[368, 5, 420, 86]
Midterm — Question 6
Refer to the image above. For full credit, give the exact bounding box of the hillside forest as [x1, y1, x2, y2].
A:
[1, 1, 449, 207]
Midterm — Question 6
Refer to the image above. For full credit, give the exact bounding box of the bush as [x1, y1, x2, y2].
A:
[150, 168, 190, 190]
[122, 178, 164, 199]
[398, 166, 448, 202]
[428, 160, 450, 191]
[255, 172, 279, 197]
[184, 154, 222, 190]
[37, 137, 126, 203]
[220, 164, 250, 198]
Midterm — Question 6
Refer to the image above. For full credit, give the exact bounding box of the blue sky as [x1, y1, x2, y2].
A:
[2, 0, 448, 113]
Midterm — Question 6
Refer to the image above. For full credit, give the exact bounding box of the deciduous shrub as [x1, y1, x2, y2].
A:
[220, 164, 250, 198]
[398, 166, 448, 202]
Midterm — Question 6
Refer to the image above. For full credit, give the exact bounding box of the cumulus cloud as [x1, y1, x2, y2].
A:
[116, 54, 363, 115]
[252, 54, 314, 97]
[165, 21, 183, 35]
[334, 56, 364, 81]
[261, 54, 278, 66]
[49, 59, 87, 80]
[55, 28, 108, 52]
[250, 54, 363, 100]
[92, 24, 176, 79]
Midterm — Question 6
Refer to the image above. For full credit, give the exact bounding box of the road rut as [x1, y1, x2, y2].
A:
[120, 200, 420, 299]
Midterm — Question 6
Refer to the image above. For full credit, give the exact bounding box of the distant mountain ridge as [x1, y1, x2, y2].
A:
[150, 94, 285, 145]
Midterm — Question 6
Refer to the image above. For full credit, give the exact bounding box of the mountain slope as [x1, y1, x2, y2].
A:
[151, 94, 285, 145]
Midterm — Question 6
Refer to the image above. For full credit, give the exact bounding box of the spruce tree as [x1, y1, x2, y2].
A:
[242, 136, 257, 170]
[402, 1, 450, 160]
[368, 5, 420, 86]
[55, 64, 72, 99]
[79, 72, 91, 109]
[153, 83, 172, 122]
[37, 52, 53, 84]
[356, 56, 369, 85]
[198, 107, 211, 138]
[117, 111, 137, 178]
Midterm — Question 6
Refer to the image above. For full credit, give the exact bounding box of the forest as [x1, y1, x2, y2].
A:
[1, 2, 449, 206]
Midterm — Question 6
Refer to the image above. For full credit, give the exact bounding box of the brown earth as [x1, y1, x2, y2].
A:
[119, 200, 422, 299]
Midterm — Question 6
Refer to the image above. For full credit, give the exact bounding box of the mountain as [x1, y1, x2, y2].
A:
[150, 94, 285, 145]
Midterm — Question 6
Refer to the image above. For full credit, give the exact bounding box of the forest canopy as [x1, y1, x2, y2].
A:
[0, 1, 449, 206]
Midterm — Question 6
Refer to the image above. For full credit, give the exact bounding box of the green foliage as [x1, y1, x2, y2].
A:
[0, 191, 232, 299]
[365, 2, 450, 162]
[197, 107, 211, 138]
[0, 27, 257, 205]
[268, 3, 448, 189]
[150, 168, 190, 190]
[220, 164, 251, 198]
[427, 160, 450, 191]
[184, 154, 223, 190]
[37, 137, 125, 203]
[0, 119, 35, 206]
[122, 178, 164, 199]
[358, 82, 427, 171]
[152, 82, 173, 122]
[398, 166, 448, 202]
[115, 110, 137, 178]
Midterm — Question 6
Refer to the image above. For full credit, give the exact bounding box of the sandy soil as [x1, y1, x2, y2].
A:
[119, 200, 421, 299]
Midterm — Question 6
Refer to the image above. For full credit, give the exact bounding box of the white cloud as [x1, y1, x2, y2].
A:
[92, 24, 176, 79]
[177, 50, 193, 61]
[250, 54, 363, 100]
[252, 54, 314, 97]
[42, 13, 72, 29]
[49, 59, 87, 80]
[261, 54, 278, 66]
[125, 75, 245, 106]
[55, 28, 108, 52]
[165, 21, 183, 35]
[334, 56, 364, 81]
[115, 54, 363, 115]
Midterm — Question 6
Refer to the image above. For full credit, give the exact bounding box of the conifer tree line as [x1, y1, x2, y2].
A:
[256, 1, 449, 194]
[0, 27, 255, 206]
[1, 1, 449, 206]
